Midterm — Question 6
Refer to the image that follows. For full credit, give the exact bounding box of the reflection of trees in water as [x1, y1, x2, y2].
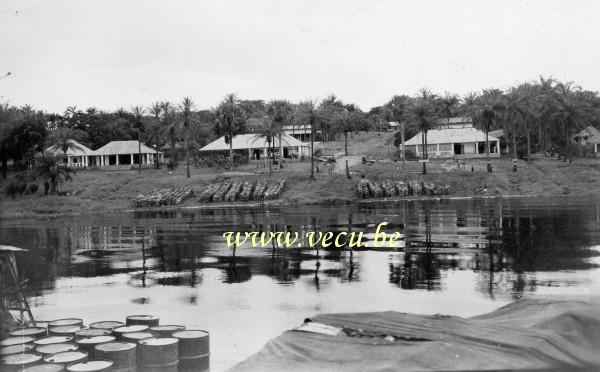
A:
[5, 200, 600, 301]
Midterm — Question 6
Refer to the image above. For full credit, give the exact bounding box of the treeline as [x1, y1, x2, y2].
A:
[1, 76, 600, 180]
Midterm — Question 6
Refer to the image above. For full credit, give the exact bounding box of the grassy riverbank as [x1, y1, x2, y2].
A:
[3, 132, 600, 219]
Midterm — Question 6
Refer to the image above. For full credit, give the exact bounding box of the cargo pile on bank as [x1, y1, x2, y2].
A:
[198, 179, 286, 202]
[0, 315, 209, 371]
[357, 178, 450, 199]
[133, 187, 194, 208]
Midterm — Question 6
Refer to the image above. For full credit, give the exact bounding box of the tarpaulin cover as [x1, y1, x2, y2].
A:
[230, 296, 600, 371]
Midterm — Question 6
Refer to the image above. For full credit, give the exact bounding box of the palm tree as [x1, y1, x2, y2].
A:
[333, 104, 362, 179]
[386, 95, 410, 163]
[215, 94, 246, 169]
[179, 97, 197, 178]
[470, 90, 505, 171]
[551, 81, 591, 162]
[438, 92, 460, 124]
[33, 155, 76, 194]
[409, 92, 437, 175]
[147, 102, 163, 169]
[130, 106, 145, 172]
[266, 100, 293, 169]
[297, 100, 324, 180]
[48, 127, 86, 164]
[160, 102, 178, 168]
[503, 86, 528, 158]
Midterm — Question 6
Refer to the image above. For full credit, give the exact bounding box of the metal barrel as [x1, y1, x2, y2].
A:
[76, 335, 116, 358]
[89, 321, 124, 331]
[112, 325, 149, 340]
[1, 335, 35, 346]
[49, 319, 84, 328]
[66, 359, 114, 372]
[9, 327, 48, 339]
[0, 343, 36, 356]
[34, 336, 75, 346]
[74, 328, 112, 338]
[23, 363, 66, 372]
[172, 330, 210, 372]
[36, 343, 79, 356]
[1, 353, 43, 372]
[121, 331, 154, 343]
[149, 325, 185, 338]
[94, 341, 137, 372]
[43, 350, 88, 365]
[137, 337, 179, 372]
[125, 315, 160, 327]
[49, 325, 86, 337]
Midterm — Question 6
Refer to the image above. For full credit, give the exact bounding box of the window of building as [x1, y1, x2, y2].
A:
[439, 144, 452, 151]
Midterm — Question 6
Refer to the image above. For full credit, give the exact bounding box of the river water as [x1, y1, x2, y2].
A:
[1, 197, 600, 371]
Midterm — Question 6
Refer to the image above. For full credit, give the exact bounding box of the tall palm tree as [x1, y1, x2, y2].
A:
[179, 97, 197, 178]
[551, 81, 591, 162]
[130, 106, 145, 172]
[266, 100, 293, 169]
[160, 102, 178, 168]
[297, 100, 324, 180]
[334, 104, 362, 179]
[215, 94, 246, 169]
[470, 90, 505, 171]
[503, 86, 528, 158]
[147, 102, 163, 169]
[386, 95, 410, 163]
[409, 93, 437, 175]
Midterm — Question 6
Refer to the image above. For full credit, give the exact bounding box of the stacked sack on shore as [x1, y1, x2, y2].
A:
[357, 179, 450, 199]
[134, 187, 194, 207]
[198, 179, 286, 203]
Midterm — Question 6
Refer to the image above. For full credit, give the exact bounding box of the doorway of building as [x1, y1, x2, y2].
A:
[454, 143, 463, 155]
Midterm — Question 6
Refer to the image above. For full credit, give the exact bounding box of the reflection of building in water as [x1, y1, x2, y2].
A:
[67, 225, 154, 254]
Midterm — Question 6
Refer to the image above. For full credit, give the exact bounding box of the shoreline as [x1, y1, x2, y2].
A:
[1, 191, 594, 222]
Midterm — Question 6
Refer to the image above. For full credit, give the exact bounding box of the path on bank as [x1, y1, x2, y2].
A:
[333, 154, 362, 174]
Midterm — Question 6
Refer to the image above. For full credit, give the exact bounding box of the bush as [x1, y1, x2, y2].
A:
[25, 183, 39, 194]
[4, 180, 26, 199]
[405, 150, 418, 161]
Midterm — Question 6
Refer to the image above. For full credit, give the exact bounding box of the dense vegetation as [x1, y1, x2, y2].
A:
[1, 76, 599, 183]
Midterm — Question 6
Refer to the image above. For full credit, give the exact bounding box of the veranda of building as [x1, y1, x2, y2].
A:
[199, 133, 309, 160]
[404, 117, 501, 159]
[89, 140, 164, 166]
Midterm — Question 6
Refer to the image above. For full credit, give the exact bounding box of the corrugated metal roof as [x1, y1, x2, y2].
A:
[405, 127, 499, 146]
[92, 141, 161, 155]
[199, 133, 308, 152]
[46, 140, 92, 156]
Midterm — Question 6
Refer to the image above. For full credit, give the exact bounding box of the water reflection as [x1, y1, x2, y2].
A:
[1, 199, 598, 301]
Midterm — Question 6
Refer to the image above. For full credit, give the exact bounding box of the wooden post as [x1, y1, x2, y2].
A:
[401, 121, 405, 164]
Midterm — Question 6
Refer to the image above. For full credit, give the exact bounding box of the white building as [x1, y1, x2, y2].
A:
[404, 117, 500, 159]
[45, 140, 93, 168]
[90, 140, 164, 166]
[199, 133, 309, 160]
[283, 124, 318, 142]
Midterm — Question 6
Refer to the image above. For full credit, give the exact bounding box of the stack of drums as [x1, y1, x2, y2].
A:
[137, 338, 179, 372]
[94, 342, 137, 372]
[126, 315, 159, 327]
[112, 325, 149, 341]
[76, 336, 116, 358]
[66, 360, 114, 372]
[173, 330, 210, 372]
